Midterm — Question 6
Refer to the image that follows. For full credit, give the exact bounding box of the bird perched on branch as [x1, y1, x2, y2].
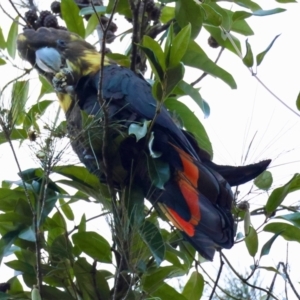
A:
[17, 28, 271, 261]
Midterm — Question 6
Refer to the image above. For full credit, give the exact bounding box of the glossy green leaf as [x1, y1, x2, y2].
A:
[0, 228, 24, 264]
[7, 17, 18, 59]
[0, 58, 6, 65]
[38, 75, 54, 100]
[208, 2, 231, 30]
[257, 34, 280, 66]
[243, 39, 253, 67]
[79, 5, 106, 16]
[182, 271, 204, 299]
[265, 174, 300, 216]
[11, 80, 29, 126]
[178, 81, 204, 112]
[85, 13, 99, 38]
[61, 0, 85, 38]
[143, 265, 186, 293]
[260, 231, 282, 258]
[72, 231, 112, 263]
[5, 260, 35, 274]
[169, 24, 191, 67]
[275, 0, 296, 2]
[165, 63, 185, 96]
[205, 25, 242, 56]
[254, 170, 273, 190]
[78, 214, 86, 232]
[41, 285, 73, 300]
[245, 226, 258, 257]
[276, 212, 300, 227]
[252, 8, 286, 16]
[74, 258, 110, 300]
[148, 157, 170, 190]
[264, 222, 300, 243]
[0, 27, 6, 49]
[232, 11, 252, 22]
[59, 198, 74, 221]
[106, 53, 131, 67]
[182, 40, 237, 89]
[235, 0, 261, 11]
[0, 212, 32, 226]
[152, 283, 187, 300]
[202, 4, 223, 26]
[175, 0, 202, 39]
[50, 234, 73, 261]
[107, 0, 131, 18]
[296, 92, 300, 111]
[231, 19, 254, 36]
[160, 6, 175, 23]
[164, 98, 213, 157]
[139, 220, 165, 266]
[0, 128, 27, 144]
[141, 36, 165, 81]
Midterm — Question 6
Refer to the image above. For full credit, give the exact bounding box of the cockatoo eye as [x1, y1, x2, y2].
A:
[57, 39, 66, 49]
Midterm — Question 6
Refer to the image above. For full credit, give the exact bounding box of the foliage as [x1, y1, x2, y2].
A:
[0, 0, 298, 299]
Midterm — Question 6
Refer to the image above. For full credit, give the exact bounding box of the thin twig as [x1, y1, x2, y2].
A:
[209, 252, 224, 300]
[8, 0, 27, 25]
[266, 262, 280, 300]
[222, 252, 280, 300]
[191, 47, 225, 86]
[280, 262, 300, 299]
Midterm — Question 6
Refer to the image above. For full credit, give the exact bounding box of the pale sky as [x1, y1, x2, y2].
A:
[0, 0, 300, 298]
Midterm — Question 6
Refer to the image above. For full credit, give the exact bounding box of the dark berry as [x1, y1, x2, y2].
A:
[108, 21, 118, 33]
[106, 31, 115, 44]
[39, 10, 52, 23]
[43, 14, 58, 28]
[150, 7, 161, 22]
[33, 18, 43, 30]
[208, 36, 219, 48]
[145, 0, 155, 13]
[51, 1, 61, 14]
[25, 10, 38, 26]
[28, 131, 37, 142]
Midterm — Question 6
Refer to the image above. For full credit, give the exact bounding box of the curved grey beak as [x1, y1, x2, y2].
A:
[35, 47, 62, 73]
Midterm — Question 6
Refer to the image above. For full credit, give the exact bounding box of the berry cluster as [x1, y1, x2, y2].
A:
[145, 0, 161, 22]
[208, 36, 220, 48]
[100, 16, 118, 44]
[24, 7, 65, 30]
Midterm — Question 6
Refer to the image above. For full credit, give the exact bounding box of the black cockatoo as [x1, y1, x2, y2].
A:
[17, 28, 271, 261]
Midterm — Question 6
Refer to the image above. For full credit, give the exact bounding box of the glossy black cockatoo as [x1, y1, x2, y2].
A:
[17, 28, 271, 261]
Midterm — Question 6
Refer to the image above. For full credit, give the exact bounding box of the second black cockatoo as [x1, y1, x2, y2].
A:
[17, 28, 271, 261]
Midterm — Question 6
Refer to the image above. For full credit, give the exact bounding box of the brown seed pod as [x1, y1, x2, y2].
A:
[208, 36, 220, 48]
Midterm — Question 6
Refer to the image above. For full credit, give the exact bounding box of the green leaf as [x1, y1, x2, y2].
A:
[165, 63, 185, 97]
[7, 17, 18, 59]
[276, 212, 300, 227]
[252, 8, 286, 16]
[208, 3, 231, 30]
[11, 80, 29, 126]
[143, 266, 186, 293]
[41, 285, 74, 300]
[205, 25, 242, 55]
[139, 220, 165, 266]
[107, 0, 131, 18]
[260, 232, 282, 258]
[50, 234, 73, 261]
[264, 222, 300, 243]
[74, 258, 110, 300]
[243, 39, 253, 68]
[169, 24, 191, 67]
[256, 34, 280, 66]
[202, 4, 223, 26]
[231, 19, 254, 36]
[152, 283, 188, 300]
[254, 170, 273, 190]
[61, 0, 85, 38]
[79, 5, 106, 16]
[0, 128, 27, 144]
[141, 36, 165, 81]
[235, 0, 261, 11]
[0, 58, 6, 65]
[147, 157, 170, 190]
[160, 6, 175, 23]
[245, 226, 258, 257]
[164, 98, 213, 157]
[72, 231, 112, 263]
[296, 92, 300, 111]
[85, 13, 99, 38]
[59, 198, 74, 221]
[106, 53, 130, 67]
[182, 40, 237, 89]
[275, 0, 296, 2]
[182, 271, 204, 299]
[232, 11, 252, 22]
[0, 27, 6, 49]
[38, 75, 54, 100]
[175, 0, 202, 39]
[265, 174, 300, 216]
